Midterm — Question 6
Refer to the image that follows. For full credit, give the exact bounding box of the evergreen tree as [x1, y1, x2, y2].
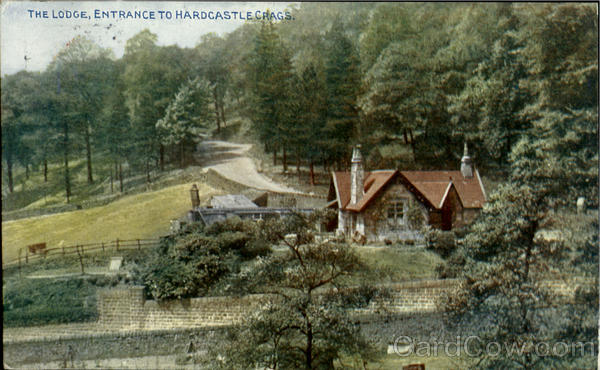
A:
[323, 20, 361, 169]
[447, 4, 598, 368]
[246, 18, 295, 169]
[156, 77, 212, 168]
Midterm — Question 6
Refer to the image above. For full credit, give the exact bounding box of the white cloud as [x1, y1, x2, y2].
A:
[1, 1, 295, 76]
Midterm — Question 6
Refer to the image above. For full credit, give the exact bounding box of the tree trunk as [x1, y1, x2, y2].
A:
[25, 163, 29, 180]
[43, 159, 48, 183]
[403, 129, 409, 144]
[273, 149, 277, 166]
[146, 160, 150, 183]
[6, 153, 13, 193]
[159, 144, 165, 171]
[110, 161, 114, 193]
[219, 99, 226, 127]
[63, 121, 71, 203]
[283, 147, 288, 173]
[296, 151, 301, 176]
[180, 141, 185, 168]
[309, 162, 315, 186]
[119, 163, 123, 192]
[213, 87, 221, 133]
[306, 321, 313, 370]
[85, 124, 93, 184]
[409, 129, 416, 156]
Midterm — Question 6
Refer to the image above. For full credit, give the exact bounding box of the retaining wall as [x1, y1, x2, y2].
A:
[97, 281, 458, 331]
[98, 287, 265, 331]
[97, 277, 595, 331]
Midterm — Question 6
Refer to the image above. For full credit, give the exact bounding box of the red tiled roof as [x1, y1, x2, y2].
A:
[407, 181, 453, 209]
[331, 168, 487, 212]
[400, 170, 486, 209]
[331, 170, 397, 212]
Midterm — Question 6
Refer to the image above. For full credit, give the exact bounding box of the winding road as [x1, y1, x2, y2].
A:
[196, 141, 300, 193]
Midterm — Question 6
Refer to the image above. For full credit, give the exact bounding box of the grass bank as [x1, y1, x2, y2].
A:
[2, 182, 218, 262]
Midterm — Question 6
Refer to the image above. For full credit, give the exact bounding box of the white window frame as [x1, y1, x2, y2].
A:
[387, 197, 407, 226]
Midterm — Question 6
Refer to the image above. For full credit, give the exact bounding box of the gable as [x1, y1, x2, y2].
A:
[331, 170, 397, 212]
[400, 170, 486, 209]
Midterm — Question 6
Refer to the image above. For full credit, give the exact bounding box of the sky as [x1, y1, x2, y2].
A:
[1, 1, 296, 76]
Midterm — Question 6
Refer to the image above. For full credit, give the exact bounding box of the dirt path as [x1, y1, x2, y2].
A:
[196, 141, 300, 193]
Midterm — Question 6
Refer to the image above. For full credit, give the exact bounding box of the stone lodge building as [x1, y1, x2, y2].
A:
[327, 144, 487, 241]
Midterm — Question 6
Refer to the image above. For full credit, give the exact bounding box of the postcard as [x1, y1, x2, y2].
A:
[2, 2, 598, 369]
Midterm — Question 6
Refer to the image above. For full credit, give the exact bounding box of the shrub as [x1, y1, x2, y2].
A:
[3, 278, 98, 327]
[424, 227, 456, 258]
[435, 251, 467, 279]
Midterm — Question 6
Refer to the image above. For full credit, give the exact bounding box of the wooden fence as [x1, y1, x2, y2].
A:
[2, 238, 161, 270]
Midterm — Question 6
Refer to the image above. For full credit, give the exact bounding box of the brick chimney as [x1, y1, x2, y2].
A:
[351, 145, 364, 204]
[460, 142, 473, 178]
[190, 184, 200, 208]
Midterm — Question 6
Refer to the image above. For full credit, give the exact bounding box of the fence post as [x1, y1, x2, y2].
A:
[116, 238, 119, 252]
[137, 239, 141, 251]
[77, 245, 85, 275]
[25, 249, 29, 264]
[18, 249, 22, 278]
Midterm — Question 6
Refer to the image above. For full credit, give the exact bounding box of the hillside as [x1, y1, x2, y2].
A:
[2, 182, 217, 262]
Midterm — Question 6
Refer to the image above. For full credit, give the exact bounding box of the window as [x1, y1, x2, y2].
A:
[387, 198, 406, 225]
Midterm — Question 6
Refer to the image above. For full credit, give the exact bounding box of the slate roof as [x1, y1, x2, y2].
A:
[210, 194, 258, 208]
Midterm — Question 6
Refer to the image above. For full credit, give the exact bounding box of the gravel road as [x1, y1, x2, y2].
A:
[196, 140, 300, 193]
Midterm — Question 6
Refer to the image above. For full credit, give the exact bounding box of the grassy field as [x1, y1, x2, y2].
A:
[2, 182, 218, 262]
[353, 245, 444, 282]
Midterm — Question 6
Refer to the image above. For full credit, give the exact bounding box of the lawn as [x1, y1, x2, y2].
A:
[2, 182, 218, 262]
[353, 245, 444, 283]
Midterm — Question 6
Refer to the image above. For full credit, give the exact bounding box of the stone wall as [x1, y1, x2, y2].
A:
[98, 287, 265, 331]
[96, 277, 596, 331]
[4, 327, 226, 365]
[95, 280, 462, 331]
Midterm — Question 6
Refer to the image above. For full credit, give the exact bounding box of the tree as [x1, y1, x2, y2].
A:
[446, 4, 598, 368]
[98, 60, 131, 193]
[293, 64, 328, 185]
[206, 211, 381, 369]
[123, 30, 189, 177]
[195, 33, 229, 133]
[322, 20, 361, 169]
[448, 5, 532, 171]
[246, 18, 296, 170]
[156, 77, 212, 168]
[49, 36, 115, 184]
[1, 71, 42, 193]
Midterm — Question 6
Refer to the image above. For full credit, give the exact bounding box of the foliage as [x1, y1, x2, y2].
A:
[423, 227, 456, 258]
[3, 277, 102, 327]
[201, 210, 383, 369]
[322, 20, 361, 166]
[156, 77, 212, 167]
[133, 217, 272, 300]
[443, 6, 598, 367]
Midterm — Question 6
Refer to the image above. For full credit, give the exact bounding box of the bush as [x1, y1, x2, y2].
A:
[3, 278, 98, 327]
[424, 227, 456, 258]
[435, 251, 467, 279]
[134, 216, 276, 300]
